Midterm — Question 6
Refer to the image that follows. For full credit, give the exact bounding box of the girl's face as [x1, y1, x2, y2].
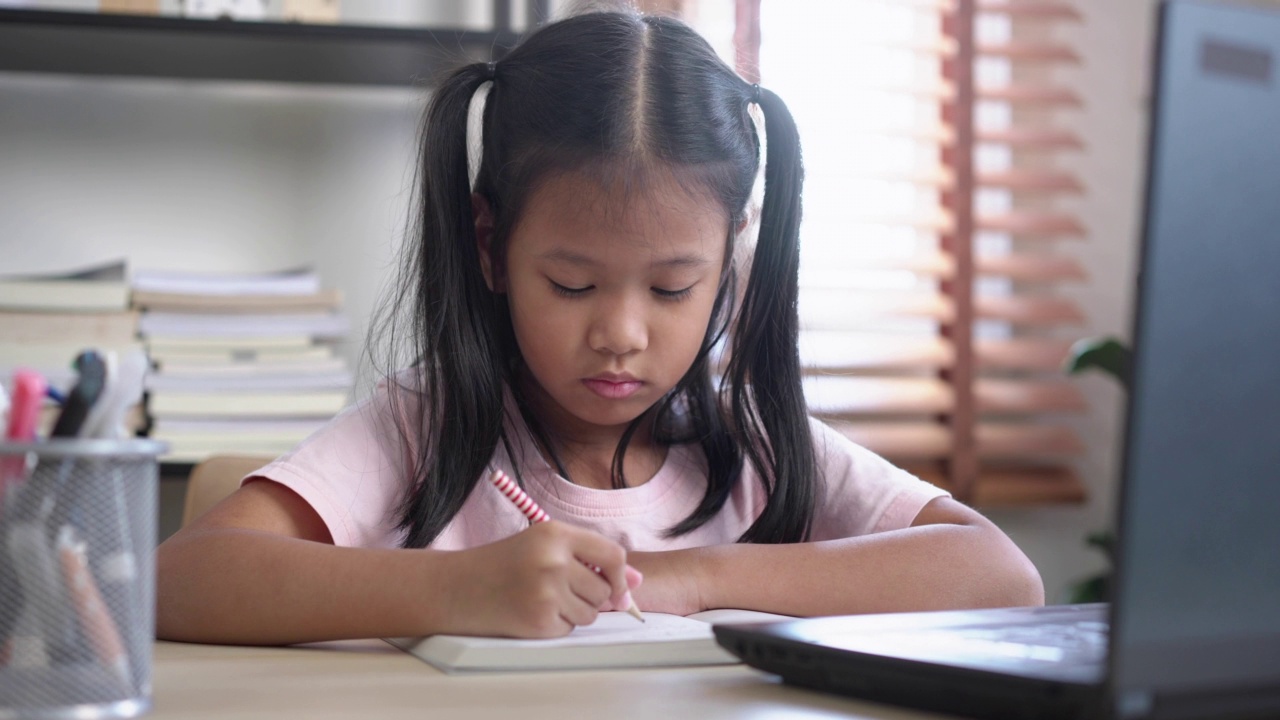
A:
[479, 170, 729, 439]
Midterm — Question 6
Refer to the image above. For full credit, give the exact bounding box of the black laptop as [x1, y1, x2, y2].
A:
[714, 2, 1280, 718]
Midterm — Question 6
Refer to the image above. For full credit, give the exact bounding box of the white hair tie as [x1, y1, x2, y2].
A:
[739, 94, 767, 247]
[748, 98, 767, 213]
[466, 80, 493, 191]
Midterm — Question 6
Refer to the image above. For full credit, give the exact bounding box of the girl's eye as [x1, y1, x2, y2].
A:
[653, 285, 695, 301]
[550, 281, 591, 297]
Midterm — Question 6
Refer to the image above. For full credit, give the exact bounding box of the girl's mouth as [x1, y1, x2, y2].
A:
[582, 377, 643, 399]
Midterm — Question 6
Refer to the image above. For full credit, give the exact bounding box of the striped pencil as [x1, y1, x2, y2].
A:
[490, 469, 644, 622]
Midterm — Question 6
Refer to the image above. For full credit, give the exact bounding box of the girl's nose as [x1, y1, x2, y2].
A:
[588, 293, 648, 357]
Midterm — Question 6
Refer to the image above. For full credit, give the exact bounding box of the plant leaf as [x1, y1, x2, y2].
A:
[1064, 337, 1132, 390]
[1067, 574, 1111, 604]
[1085, 530, 1116, 563]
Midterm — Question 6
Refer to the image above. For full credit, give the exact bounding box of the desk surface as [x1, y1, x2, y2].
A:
[152, 640, 946, 720]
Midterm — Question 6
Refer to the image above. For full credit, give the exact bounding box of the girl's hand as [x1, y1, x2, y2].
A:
[609, 549, 708, 617]
[597, 565, 645, 612]
[437, 521, 635, 638]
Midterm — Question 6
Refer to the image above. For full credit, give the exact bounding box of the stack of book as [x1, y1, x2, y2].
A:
[0, 260, 144, 434]
[133, 267, 353, 463]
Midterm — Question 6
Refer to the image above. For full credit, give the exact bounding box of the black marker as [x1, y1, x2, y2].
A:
[50, 351, 107, 438]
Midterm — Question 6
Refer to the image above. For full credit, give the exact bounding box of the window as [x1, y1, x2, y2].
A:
[683, 0, 1089, 505]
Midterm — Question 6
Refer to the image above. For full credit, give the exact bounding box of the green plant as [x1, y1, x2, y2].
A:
[1063, 336, 1131, 604]
[1064, 337, 1131, 389]
[1067, 531, 1115, 604]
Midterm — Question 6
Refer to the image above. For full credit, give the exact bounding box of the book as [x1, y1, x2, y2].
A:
[148, 390, 349, 418]
[0, 310, 139, 344]
[146, 335, 316, 351]
[154, 356, 346, 376]
[150, 418, 328, 463]
[0, 341, 146, 369]
[151, 418, 329, 437]
[161, 438, 307, 463]
[132, 267, 321, 296]
[153, 350, 339, 368]
[0, 281, 130, 313]
[138, 312, 349, 339]
[100, 0, 161, 13]
[145, 369, 352, 393]
[131, 267, 354, 462]
[386, 609, 793, 674]
[131, 288, 342, 313]
[146, 336, 335, 366]
[0, 259, 130, 312]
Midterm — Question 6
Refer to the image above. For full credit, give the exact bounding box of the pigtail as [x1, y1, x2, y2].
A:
[725, 86, 818, 544]
[393, 62, 507, 548]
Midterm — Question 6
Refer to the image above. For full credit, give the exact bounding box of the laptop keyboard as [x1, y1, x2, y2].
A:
[932, 619, 1109, 665]
[823, 618, 1109, 669]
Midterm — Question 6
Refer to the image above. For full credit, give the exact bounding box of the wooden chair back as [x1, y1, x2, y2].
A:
[181, 455, 275, 527]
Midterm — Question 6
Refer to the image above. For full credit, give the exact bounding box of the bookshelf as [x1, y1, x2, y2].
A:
[0, 5, 540, 539]
[0, 5, 532, 87]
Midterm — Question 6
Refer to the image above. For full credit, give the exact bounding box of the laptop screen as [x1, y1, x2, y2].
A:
[1112, 0, 1280, 702]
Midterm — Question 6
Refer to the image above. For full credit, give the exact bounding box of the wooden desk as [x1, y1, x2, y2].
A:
[151, 640, 945, 719]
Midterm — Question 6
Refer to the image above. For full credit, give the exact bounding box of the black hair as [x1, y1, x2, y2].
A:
[372, 10, 817, 548]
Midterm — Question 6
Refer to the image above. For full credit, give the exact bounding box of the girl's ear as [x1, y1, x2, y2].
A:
[737, 206, 752, 237]
[473, 193, 505, 292]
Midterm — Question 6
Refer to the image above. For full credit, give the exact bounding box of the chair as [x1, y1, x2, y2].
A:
[181, 454, 275, 528]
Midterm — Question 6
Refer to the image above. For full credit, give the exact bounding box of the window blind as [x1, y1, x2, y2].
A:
[642, 0, 1088, 505]
[757, 0, 963, 493]
[963, 0, 1088, 504]
[760, 0, 1088, 505]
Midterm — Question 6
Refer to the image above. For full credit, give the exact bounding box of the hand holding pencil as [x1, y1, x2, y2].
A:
[490, 470, 644, 623]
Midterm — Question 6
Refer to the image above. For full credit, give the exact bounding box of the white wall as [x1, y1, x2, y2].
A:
[0, 75, 307, 274]
[289, 86, 427, 386]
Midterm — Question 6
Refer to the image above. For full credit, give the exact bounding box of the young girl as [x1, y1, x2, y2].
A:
[156, 10, 1043, 645]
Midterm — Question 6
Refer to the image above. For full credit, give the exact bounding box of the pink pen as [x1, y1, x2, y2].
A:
[490, 469, 644, 622]
[1, 370, 47, 505]
[57, 525, 133, 690]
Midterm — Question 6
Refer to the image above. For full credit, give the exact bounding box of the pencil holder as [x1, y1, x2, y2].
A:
[0, 439, 166, 719]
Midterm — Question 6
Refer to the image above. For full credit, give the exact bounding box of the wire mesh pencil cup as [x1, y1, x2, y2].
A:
[0, 439, 166, 719]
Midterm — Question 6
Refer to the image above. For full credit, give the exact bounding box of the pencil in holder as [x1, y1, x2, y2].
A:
[0, 438, 167, 720]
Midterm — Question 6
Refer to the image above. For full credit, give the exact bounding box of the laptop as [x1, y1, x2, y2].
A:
[714, 1, 1280, 718]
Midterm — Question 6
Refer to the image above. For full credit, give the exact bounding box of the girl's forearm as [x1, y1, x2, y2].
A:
[690, 523, 1044, 617]
[156, 529, 450, 645]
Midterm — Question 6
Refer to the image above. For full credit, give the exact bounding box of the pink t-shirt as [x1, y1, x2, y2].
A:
[247, 377, 949, 550]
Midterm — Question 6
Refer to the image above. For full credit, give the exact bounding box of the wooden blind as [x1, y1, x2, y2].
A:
[758, 0, 1088, 506]
[646, 0, 1088, 506]
[954, 0, 1088, 504]
[753, 0, 961, 492]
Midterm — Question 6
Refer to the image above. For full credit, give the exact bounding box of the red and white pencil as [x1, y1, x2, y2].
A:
[490, 469, 644, 622]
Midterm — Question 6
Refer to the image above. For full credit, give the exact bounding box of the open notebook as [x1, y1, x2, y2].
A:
[386, 609, 791, 673]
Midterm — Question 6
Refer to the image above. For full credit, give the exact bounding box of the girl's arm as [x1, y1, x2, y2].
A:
[622, 497, 1044, 617]
[156, 480, 634, 645]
